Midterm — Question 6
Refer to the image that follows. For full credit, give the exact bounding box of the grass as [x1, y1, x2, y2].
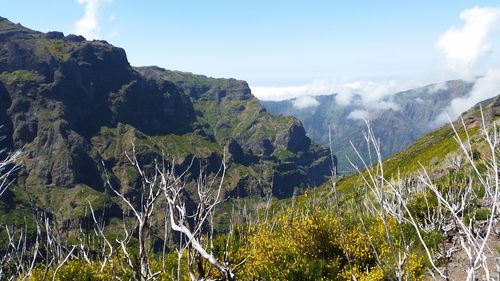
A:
[381, 124, 477, 177]
[97, 124, 223, 161]
[140, 132, 223, 157]
[0, 70, 41, 84]
[0, 208, 38, 247]
[0, 183, 110, 249]
[36, 38, 72, 61]
[25, 184, 112, 220]
[192, 98, 272, 141]
[474, 208, 491, 221]
[272, 148, 295, 160]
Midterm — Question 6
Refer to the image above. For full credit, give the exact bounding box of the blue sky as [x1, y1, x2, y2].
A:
[1, 1, 500, 105]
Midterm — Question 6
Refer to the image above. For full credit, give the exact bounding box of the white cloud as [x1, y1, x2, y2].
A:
[252, 85, 310, 101]
[337, 80, 405, 105]
[108, 13, 116, 21]
[432, 69, 500, 126]
[252, 79, 337, 101]
[254, 7, 500, 124]
[428, 81, 449, 94]
[347, 109, 369, 120]
[253, 78, 426, 118]
[431, 7, 500, 127]
[74, 0, 111, 39]
[252, 79, 425, 104]
[437, 7, 500, 75]
[292, 95, 320, 110]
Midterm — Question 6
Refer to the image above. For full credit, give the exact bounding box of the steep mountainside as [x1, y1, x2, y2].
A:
[262, 94, 500, 281]
[261, 80, 473, 172]
[279, 93, 500, 217]
[0, 17, 331, 226]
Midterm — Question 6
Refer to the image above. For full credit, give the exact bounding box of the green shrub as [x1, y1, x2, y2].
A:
[474, 208, 490, 221]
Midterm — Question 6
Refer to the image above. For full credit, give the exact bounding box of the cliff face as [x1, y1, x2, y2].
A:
[0, 17, 195, 190]
[136, 67, 330, 198]
[0, 17, 331, 224]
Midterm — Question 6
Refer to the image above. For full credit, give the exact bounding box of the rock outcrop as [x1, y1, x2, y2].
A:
[0, 17, 332, 225]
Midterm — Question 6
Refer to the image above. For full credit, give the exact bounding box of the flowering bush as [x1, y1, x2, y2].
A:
[237, 208, 425, 280]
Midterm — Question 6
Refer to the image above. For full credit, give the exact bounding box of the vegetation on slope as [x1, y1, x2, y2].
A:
[0, 16, 333, 240]
[0, 15, 499, 280]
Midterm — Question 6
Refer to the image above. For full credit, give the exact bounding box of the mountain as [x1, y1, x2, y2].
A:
[0, 17, 332, 227]
[261, 80, 473, 173]
[286, 92, 500, 216]
[254, 93, 500, 280]
[276, 90, 500, 230]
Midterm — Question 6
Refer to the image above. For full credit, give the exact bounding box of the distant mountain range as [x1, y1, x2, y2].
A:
[261, 80, 474, 172]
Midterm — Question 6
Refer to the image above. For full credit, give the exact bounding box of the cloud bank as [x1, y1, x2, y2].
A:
[347, 109, 369, 120]
[253, 78, 425, 117]
[292, 95, 320, 110]
[253, 79, 425, 104]
[437, 7, 500, 76]
[74, 0, 111, 39]
[253, 79, 337, 101]
[432, 7, 500, 125]
[433, 70, 500, 126]
[253, 6, 500, 124]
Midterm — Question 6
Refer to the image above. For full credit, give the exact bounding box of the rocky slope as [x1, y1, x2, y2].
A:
[0, 17, 332, 227]
[261, 80, 473, 172]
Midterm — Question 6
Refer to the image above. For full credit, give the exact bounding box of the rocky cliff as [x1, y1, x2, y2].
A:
[0, 17, 332, 226]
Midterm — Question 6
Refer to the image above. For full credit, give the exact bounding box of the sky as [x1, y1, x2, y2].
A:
[1, 1, 500, 120]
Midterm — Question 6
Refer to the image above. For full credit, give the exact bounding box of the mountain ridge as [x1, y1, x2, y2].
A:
[0, 17, 332, 228]
[261, 79, 474, 172]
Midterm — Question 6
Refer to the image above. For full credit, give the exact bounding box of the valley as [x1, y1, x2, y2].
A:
[0, 9, 499, 280]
